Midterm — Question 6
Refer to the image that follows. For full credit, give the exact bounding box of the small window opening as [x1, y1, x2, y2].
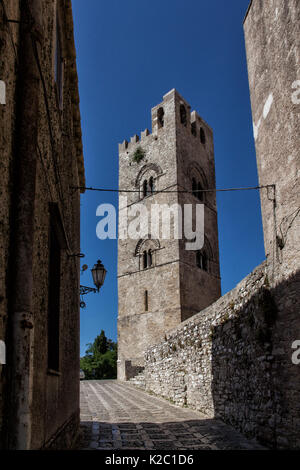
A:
[191, 122, 197, 137]
[144, 290, 148, 311]
[200, 127, 206, 144]
[180, 104, 187, 126]
[157, 107, 164, 128]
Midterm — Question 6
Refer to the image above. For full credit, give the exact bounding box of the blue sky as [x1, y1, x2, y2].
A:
[72, 0, 265, 356]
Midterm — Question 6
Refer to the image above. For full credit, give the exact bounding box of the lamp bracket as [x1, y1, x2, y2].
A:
[80, 285, 97, 296]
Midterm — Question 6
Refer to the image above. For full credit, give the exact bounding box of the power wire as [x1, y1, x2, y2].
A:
[70, 184, 275, 194]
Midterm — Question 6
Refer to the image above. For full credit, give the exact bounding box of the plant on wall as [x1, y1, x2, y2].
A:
[132, 146, 145, 164]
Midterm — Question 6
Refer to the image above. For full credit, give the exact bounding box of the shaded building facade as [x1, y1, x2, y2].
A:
[0, 0, 85, 449]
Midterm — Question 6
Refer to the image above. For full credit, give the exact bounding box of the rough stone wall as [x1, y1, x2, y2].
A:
[244, 0, 300, 282]
[144, 263, 300, 449]
[118, 89, 221, 380]
[144, 265, 269, 421]
[0, 0, 84, 449]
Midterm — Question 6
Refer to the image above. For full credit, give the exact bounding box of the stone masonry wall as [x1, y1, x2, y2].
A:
[143, 261, 300, 449]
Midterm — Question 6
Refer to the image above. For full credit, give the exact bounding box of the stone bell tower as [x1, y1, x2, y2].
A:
[117, 89, 221, 380]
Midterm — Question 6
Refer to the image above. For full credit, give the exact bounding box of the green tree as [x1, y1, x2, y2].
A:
[80, 330, 117, 380]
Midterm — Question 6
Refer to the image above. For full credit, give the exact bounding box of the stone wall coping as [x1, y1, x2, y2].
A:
[145, 260, 267, 353]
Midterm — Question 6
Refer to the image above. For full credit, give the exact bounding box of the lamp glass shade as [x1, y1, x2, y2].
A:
[91, 260, 107, 291]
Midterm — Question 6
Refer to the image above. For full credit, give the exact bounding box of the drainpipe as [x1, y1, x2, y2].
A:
[7, 0, 43, 450]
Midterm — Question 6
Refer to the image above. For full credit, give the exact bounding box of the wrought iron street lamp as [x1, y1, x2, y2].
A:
[80, 259, 107, 308]
[91, 259, 107, 292]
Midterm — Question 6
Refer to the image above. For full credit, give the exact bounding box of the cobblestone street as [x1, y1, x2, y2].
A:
[78, 380, 264, 450]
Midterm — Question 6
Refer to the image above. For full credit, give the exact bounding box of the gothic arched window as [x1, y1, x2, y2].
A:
[136, 163, 162, 199]
[136, 238, 160, 271]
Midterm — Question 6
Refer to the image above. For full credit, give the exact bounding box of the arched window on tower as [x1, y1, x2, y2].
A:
[143, 250, 148, 269]
[180, 104, 187, 126]
[157, 107, 164, 128]
[136, 238, 160, 271]
[196, 250, 208, 272]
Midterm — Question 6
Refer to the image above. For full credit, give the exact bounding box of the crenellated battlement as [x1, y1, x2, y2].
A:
[118, 89, 212, 153]
[119, 128, 152, 152]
